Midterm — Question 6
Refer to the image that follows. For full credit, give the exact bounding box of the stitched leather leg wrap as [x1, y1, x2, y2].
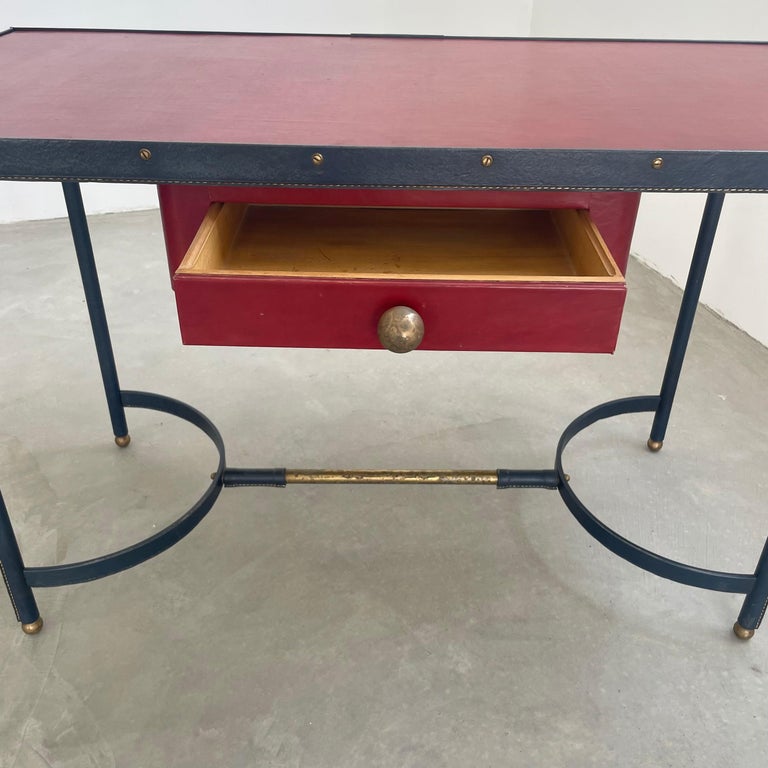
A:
[221, 468, 287, 488]
[496, 469, 560, 489]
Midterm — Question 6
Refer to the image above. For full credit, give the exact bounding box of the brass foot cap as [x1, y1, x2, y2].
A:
[21, 617, 43, 635]
[114, 434, 131, 448]
[733, 622, 755, 640]
[647, 439, 664, 453]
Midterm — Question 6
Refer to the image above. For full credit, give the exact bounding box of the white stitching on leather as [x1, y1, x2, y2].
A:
[0, 175, 765, 193]
[756, 594, 768, 628]
[0, 560, 21, 621]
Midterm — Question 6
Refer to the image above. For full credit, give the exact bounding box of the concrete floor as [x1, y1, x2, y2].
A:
[0, 207, 767, 767]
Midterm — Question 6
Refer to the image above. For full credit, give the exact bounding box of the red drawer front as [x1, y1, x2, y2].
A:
[172, 274, 626, 353]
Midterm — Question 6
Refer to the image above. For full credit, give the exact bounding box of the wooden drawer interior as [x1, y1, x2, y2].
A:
[176, 204, 623, 283]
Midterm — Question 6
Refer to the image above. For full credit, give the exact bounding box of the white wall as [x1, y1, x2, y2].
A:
[632, 196, 768, 348]
[0, 1, 533, 36]
[530, 0, 768, 40]
[1, 1, 767, 345]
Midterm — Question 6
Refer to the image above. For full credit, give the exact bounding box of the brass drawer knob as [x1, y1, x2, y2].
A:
[377, 306, 424, 353]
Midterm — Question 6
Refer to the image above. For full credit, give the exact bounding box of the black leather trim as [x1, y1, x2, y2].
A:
[496, 469, 560, 489]
[25, 390, 225, 588]
[557, 395, 755, 594]
[221, 468, 287, 488]
[2, 139, 768, 191]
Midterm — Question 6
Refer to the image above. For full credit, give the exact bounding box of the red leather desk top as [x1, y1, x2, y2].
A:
[0, 29, 766, 151]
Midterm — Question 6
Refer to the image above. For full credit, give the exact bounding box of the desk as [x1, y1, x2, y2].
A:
[0, 29, 766, 640]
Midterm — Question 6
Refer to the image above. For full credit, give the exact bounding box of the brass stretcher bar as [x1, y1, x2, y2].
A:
[285, 470, 499, 484]
[218, 468, 564, 489]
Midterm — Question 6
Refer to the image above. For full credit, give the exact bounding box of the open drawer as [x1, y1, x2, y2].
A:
[171, 203, 626, 352]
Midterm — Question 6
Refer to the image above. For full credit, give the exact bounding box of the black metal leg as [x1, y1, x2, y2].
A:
[735, 538, 768, 639]
[0, 490, 42, 632]
[647, 192, 725, 450]
[62, 182, 130, 445]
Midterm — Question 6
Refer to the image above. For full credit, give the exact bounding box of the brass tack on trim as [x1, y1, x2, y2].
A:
[481, 154, 494, 167]
[139, 148, 152, 161]
[651, 157, 664, 169]
[312, 152, 324, 166]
